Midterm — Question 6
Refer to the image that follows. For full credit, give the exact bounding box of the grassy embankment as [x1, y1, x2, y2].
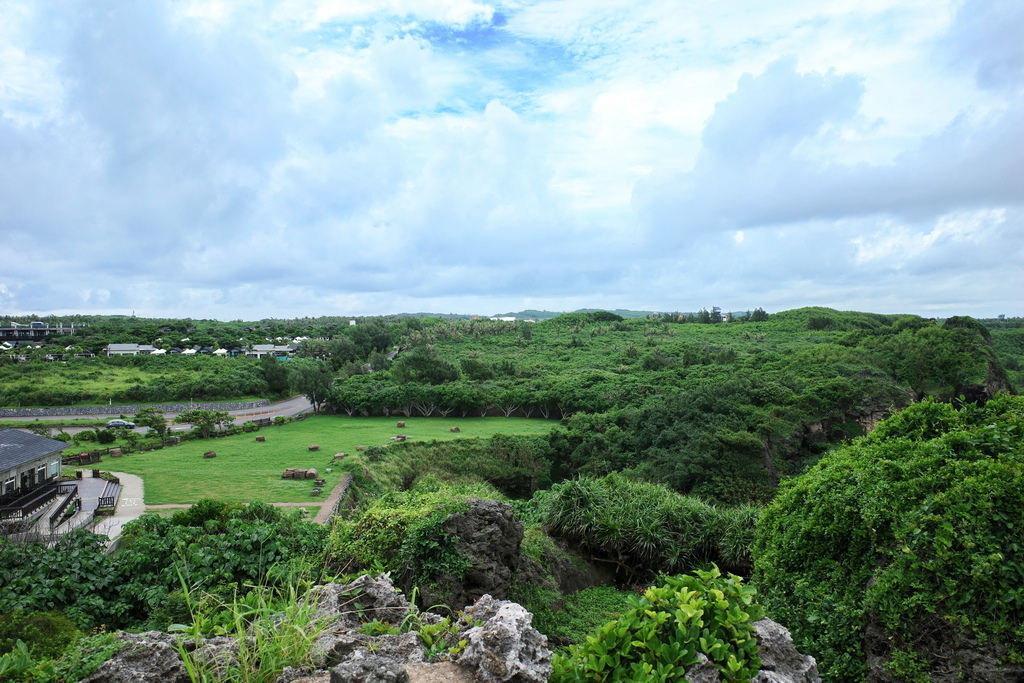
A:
[87, 415, 554, 505]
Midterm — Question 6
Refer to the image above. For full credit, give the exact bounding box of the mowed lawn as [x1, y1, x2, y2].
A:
[105, 415, 556, 505]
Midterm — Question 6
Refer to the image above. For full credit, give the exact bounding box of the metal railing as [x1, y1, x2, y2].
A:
[97, 480, 120, 509]
[0, 485, 60, 521]
[48, 489, 80, 529]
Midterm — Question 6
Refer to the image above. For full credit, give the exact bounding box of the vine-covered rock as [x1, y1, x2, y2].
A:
[755, 394, 1024, 682]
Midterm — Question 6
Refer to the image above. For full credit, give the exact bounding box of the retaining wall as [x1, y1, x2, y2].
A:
[0, 399, 271, 418]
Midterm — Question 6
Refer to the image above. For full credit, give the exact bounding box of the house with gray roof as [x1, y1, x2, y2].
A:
[0, 429, 65, 500]
[245, 344, 297, 359]
[104, 343, 158, 356]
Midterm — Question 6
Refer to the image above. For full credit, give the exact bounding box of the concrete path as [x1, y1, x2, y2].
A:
[89, 472, 145, 541]
[313, 473, 352, 525]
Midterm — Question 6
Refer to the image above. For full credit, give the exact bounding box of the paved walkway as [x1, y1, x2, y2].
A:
[73, 475, 108, 510]
[313, 473, 352, 525]
[89, 472, 145, 541]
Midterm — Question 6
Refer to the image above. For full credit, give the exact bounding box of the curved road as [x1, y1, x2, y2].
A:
[8, 395, 314, 436]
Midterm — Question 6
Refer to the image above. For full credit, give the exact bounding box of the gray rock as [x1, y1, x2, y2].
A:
[680, 619, 820, 683]
[864, 613, 1024, 683]
[752, 619, 820, 683]
[310, 574, 424, 669]
[356, 632, 425, 664]
[82, 633, 190, 683]
[313, 573, 416, 628]
[310, 632, 365, 668]
[685, 653, 722, 683]
[457, 594, 552, 683]
[427, 499, 524, 608]
[330, 656, 409, 683]
[275, 666, 328, 683]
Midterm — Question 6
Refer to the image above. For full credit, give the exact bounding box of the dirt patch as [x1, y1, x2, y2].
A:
[406, 661, 478, 683]
[283, 662, 478, 683]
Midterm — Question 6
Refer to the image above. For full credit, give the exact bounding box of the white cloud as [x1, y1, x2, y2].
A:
[853, 209, 1006, 265]
[0, 0, 1021, 319]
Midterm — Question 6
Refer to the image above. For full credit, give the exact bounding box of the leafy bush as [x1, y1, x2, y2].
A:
[754, 394, 1024, 682]
[325, 483, 498, 598]
[0, 611, 80, 660]
[0, 531, 128, 629]
[550, 567, 763, 682]
[50, 630, 123, 682]
[538, 474, 759, 581]
[0, 639, 53, 680]
[72, 430, 97, 444]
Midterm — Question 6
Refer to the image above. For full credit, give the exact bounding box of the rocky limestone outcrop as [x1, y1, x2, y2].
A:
[330, 656, 409, 682]
[681, 619, 820, 683]
[81, 575, 819, 683]
[417, 499, 525, 608]
[458, 595, 552, 683]
[751, 619, 820, 683]
[864, 613, 1024, 683]
[82, 632, 190, 683]
[82, 631, 242, 683]
[85, 575, 551, 683]
[306, 582, 553, 683]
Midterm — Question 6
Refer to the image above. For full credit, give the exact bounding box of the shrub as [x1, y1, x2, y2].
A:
[325, 484, 499, 598]
[51, 630, 123, 682]
[538, 474, 759, 581]
[550, 567, 763, 682]
[754, 394, 1024, 682]
[510, 583, 634, 648]
[73, 430, 97, 444]
[0, 611, 80, 660]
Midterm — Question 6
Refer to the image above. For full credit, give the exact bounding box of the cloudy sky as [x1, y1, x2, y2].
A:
[1, 0, 1022, 320]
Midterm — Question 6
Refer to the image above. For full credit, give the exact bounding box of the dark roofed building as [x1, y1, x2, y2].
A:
[0, 429, 66, 500]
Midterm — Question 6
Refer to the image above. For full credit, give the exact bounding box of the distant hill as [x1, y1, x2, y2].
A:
[493, 308, 662, 320]
[391, 309, 662, 321]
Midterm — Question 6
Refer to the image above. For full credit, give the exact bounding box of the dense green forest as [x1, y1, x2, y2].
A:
[5, 308, 1020, 503]
[1, 307, 1022, 681]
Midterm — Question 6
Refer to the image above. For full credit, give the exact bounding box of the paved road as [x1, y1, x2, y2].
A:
[11, 395, 314, 436]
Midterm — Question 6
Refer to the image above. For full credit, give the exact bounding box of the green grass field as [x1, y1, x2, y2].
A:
[100, 414, 556, 505]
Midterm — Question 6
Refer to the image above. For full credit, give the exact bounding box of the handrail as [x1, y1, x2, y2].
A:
[48, 489, 79, 528]
[0, 485, 60, 521]
[97, 480, 121, 509]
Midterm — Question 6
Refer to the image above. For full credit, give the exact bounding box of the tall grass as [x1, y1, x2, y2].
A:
[172, 578, 331, 683]
[538, 473, 760, 581]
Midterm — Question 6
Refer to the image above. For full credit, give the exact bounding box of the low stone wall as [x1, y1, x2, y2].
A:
[0, 399, 271, 418]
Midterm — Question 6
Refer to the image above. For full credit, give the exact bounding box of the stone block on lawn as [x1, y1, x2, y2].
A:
[308, 445, 320, 451]
[203, 451, 216, 458]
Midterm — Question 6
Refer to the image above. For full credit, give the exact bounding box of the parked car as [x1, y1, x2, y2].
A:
[106, 419, 135, 429]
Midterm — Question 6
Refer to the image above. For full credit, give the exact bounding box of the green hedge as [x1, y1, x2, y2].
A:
[754, 394, 1024, 681]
